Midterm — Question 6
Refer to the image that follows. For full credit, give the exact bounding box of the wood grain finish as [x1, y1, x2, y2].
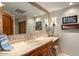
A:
[2, 13, 13, 35]
[61, 24, 79, 30]
[19, 21, 26, 34]
[23, 41, 53, 56]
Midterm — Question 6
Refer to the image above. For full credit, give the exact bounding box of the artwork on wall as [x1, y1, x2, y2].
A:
[62, 15, 77, 24]
[61, 15, 79, 30]
[35, 21, 42, 30]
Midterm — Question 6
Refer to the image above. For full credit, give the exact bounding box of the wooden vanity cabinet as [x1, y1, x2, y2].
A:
[24, 41, 53, 56]
[31, 47, 47, 56]
[46, 41, 53, 56]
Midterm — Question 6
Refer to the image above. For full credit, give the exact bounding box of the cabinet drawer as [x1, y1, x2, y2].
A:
[40, 48, 46, 53]
[24, 41, 53, 56]
[31, 48, 47, 56]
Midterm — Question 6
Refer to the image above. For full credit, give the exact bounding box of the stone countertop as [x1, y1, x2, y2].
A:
[0, 37, 59, 56]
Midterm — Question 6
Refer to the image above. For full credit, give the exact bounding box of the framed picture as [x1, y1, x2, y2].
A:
[35, 21, 42, 30]
[62, 15, 77, 24]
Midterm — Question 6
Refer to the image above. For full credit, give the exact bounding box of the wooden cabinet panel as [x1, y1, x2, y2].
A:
[42, 51, 47, 56]
[46, 41, 53, 56]
[61, 24, 79, 30]
[25, 41, 53, 56]
[2, 13, 13, 35]
[19, 21, 26, 34]
[40, 48, 47, 56]
[30, 45, 47, 56]
[23, 40, 59, 56]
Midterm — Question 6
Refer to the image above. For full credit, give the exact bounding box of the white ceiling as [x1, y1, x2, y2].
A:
[2, 2, 45, 17]
[37, 2, 79, 12]
[2, 2, 79, 17]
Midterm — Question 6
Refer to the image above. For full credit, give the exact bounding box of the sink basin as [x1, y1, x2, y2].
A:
[26, 40, 42, 46]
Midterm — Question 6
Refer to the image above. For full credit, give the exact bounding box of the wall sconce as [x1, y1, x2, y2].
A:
[52, 17, 57, 36]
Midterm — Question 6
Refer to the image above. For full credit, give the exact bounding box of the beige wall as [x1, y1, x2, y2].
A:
[0, 7, 3, 34]
[28, 4, 79, 55]
[51, 4, 79, 56]
[26, 17, 35, 34]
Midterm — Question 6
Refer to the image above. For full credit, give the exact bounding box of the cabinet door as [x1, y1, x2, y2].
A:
[42, 52, 47, 56]
[31, 48, 47, 56]
[40, 48, 47, 56]
[31, 49, 41, 56]
[47, 42, 53, 56]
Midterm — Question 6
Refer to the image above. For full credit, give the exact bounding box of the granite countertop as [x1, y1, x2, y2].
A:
[0, 37, 59, 56]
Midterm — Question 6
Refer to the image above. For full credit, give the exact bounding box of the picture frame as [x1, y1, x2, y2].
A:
[35, 21, 42, 30]
[62, 15, 77, 24]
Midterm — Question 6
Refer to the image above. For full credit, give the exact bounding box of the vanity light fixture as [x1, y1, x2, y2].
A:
[69, 2, 73, 5]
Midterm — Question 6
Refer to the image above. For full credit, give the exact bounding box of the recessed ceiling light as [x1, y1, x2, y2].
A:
[69, 2, 73, 5]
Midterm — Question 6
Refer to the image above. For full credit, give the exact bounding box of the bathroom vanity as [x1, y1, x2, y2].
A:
[24, 41, 53, 56]
[0, 37, 59, 56]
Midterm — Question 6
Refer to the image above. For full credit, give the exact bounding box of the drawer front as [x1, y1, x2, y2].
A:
[23, 41, 53, 56]
[31, 48, 47, 56]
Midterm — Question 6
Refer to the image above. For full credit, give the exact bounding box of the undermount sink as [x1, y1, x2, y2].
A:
[26, 39, 42, 46]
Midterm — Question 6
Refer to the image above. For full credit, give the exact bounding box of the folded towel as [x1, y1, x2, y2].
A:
[0, 35, 14, 51]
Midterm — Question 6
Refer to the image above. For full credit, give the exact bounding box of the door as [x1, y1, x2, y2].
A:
[2, 13, 14, 35]
[19, 21, 26, 34]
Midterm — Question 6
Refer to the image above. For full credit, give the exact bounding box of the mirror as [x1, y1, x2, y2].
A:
[2, 2, 48, 36]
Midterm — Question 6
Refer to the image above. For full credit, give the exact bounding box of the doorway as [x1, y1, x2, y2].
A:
[2, 13, 14, 35]
[19, 21, 26, 34]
